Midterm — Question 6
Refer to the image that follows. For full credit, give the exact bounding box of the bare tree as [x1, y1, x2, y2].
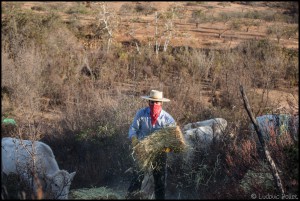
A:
[153, 9, 178, 55]
[191, 9, 206, 28]
[123, 18, 142, 55]
[163, 9, 175, 52]
[96, 2, 120, 53]
[218, 28, 229, 39]
[218, 12, 231, 25]
[266, 23, 298, 44]
[154, 11, 160, 56]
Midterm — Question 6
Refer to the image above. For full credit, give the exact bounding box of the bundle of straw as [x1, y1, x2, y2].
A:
[132, 126, 187, 171]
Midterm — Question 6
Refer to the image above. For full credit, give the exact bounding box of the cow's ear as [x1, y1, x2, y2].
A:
[70, 172, 76, 180]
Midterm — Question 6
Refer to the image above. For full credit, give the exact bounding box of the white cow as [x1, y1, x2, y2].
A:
[140, 118, 228, 198]
[184, 126, 214, 149]
[1, 137, 76, 199]
[183, 118, 227, 133]
[183, 118, 228, 147]
[250, 114, 299, 142]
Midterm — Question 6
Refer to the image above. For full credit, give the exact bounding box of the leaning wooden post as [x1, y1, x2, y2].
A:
[239, 84, 285, 195]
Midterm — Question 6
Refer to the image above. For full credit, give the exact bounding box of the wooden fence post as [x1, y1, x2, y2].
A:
[239, 84, 285, 195]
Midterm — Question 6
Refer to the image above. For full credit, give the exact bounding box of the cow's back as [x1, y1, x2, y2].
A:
[1, 137, 59, 176]
[2, 137, 27, 174]
[183, 118, 227, 131]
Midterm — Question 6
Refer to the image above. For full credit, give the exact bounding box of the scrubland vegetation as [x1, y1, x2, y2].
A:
[1, 2, 298, 199]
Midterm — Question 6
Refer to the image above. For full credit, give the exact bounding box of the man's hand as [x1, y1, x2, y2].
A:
[131, 136, 138, 147]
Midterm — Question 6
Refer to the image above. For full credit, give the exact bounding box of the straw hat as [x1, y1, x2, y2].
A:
[141, 90, 170, 102]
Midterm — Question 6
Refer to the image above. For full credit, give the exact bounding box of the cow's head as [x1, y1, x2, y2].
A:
[46, 170, 76, 199]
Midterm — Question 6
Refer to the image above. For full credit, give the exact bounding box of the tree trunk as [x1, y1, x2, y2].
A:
[239, 84, 285, 195]
[155, 11, 159, 56]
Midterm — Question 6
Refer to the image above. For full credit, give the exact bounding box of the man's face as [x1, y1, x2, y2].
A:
[149, 101, 162, 106]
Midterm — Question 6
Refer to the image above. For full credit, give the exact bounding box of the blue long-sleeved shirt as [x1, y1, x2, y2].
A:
[128, 107, 176, 140]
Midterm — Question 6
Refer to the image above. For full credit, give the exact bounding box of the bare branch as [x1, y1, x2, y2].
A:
[239, 84, 285, 195]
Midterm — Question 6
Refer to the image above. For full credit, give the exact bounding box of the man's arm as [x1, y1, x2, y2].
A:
[128, 110, 142, 140]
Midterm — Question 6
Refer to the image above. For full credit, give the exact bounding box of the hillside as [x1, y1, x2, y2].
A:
[2, 1, 299, 113]
[2, 1, 299, 49]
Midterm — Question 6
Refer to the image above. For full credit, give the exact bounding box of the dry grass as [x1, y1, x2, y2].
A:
[132, 126, 187, 171]
[69, 187, 121, 199]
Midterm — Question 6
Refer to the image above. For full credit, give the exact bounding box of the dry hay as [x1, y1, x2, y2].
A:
[69, 187, 122, 199]
[132, 126, 188, 171]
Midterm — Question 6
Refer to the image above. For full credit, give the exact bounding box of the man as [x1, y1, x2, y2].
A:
[127, 90, 176, 199]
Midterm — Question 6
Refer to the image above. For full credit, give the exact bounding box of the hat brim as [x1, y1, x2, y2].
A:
[141, 96, 170, 102]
